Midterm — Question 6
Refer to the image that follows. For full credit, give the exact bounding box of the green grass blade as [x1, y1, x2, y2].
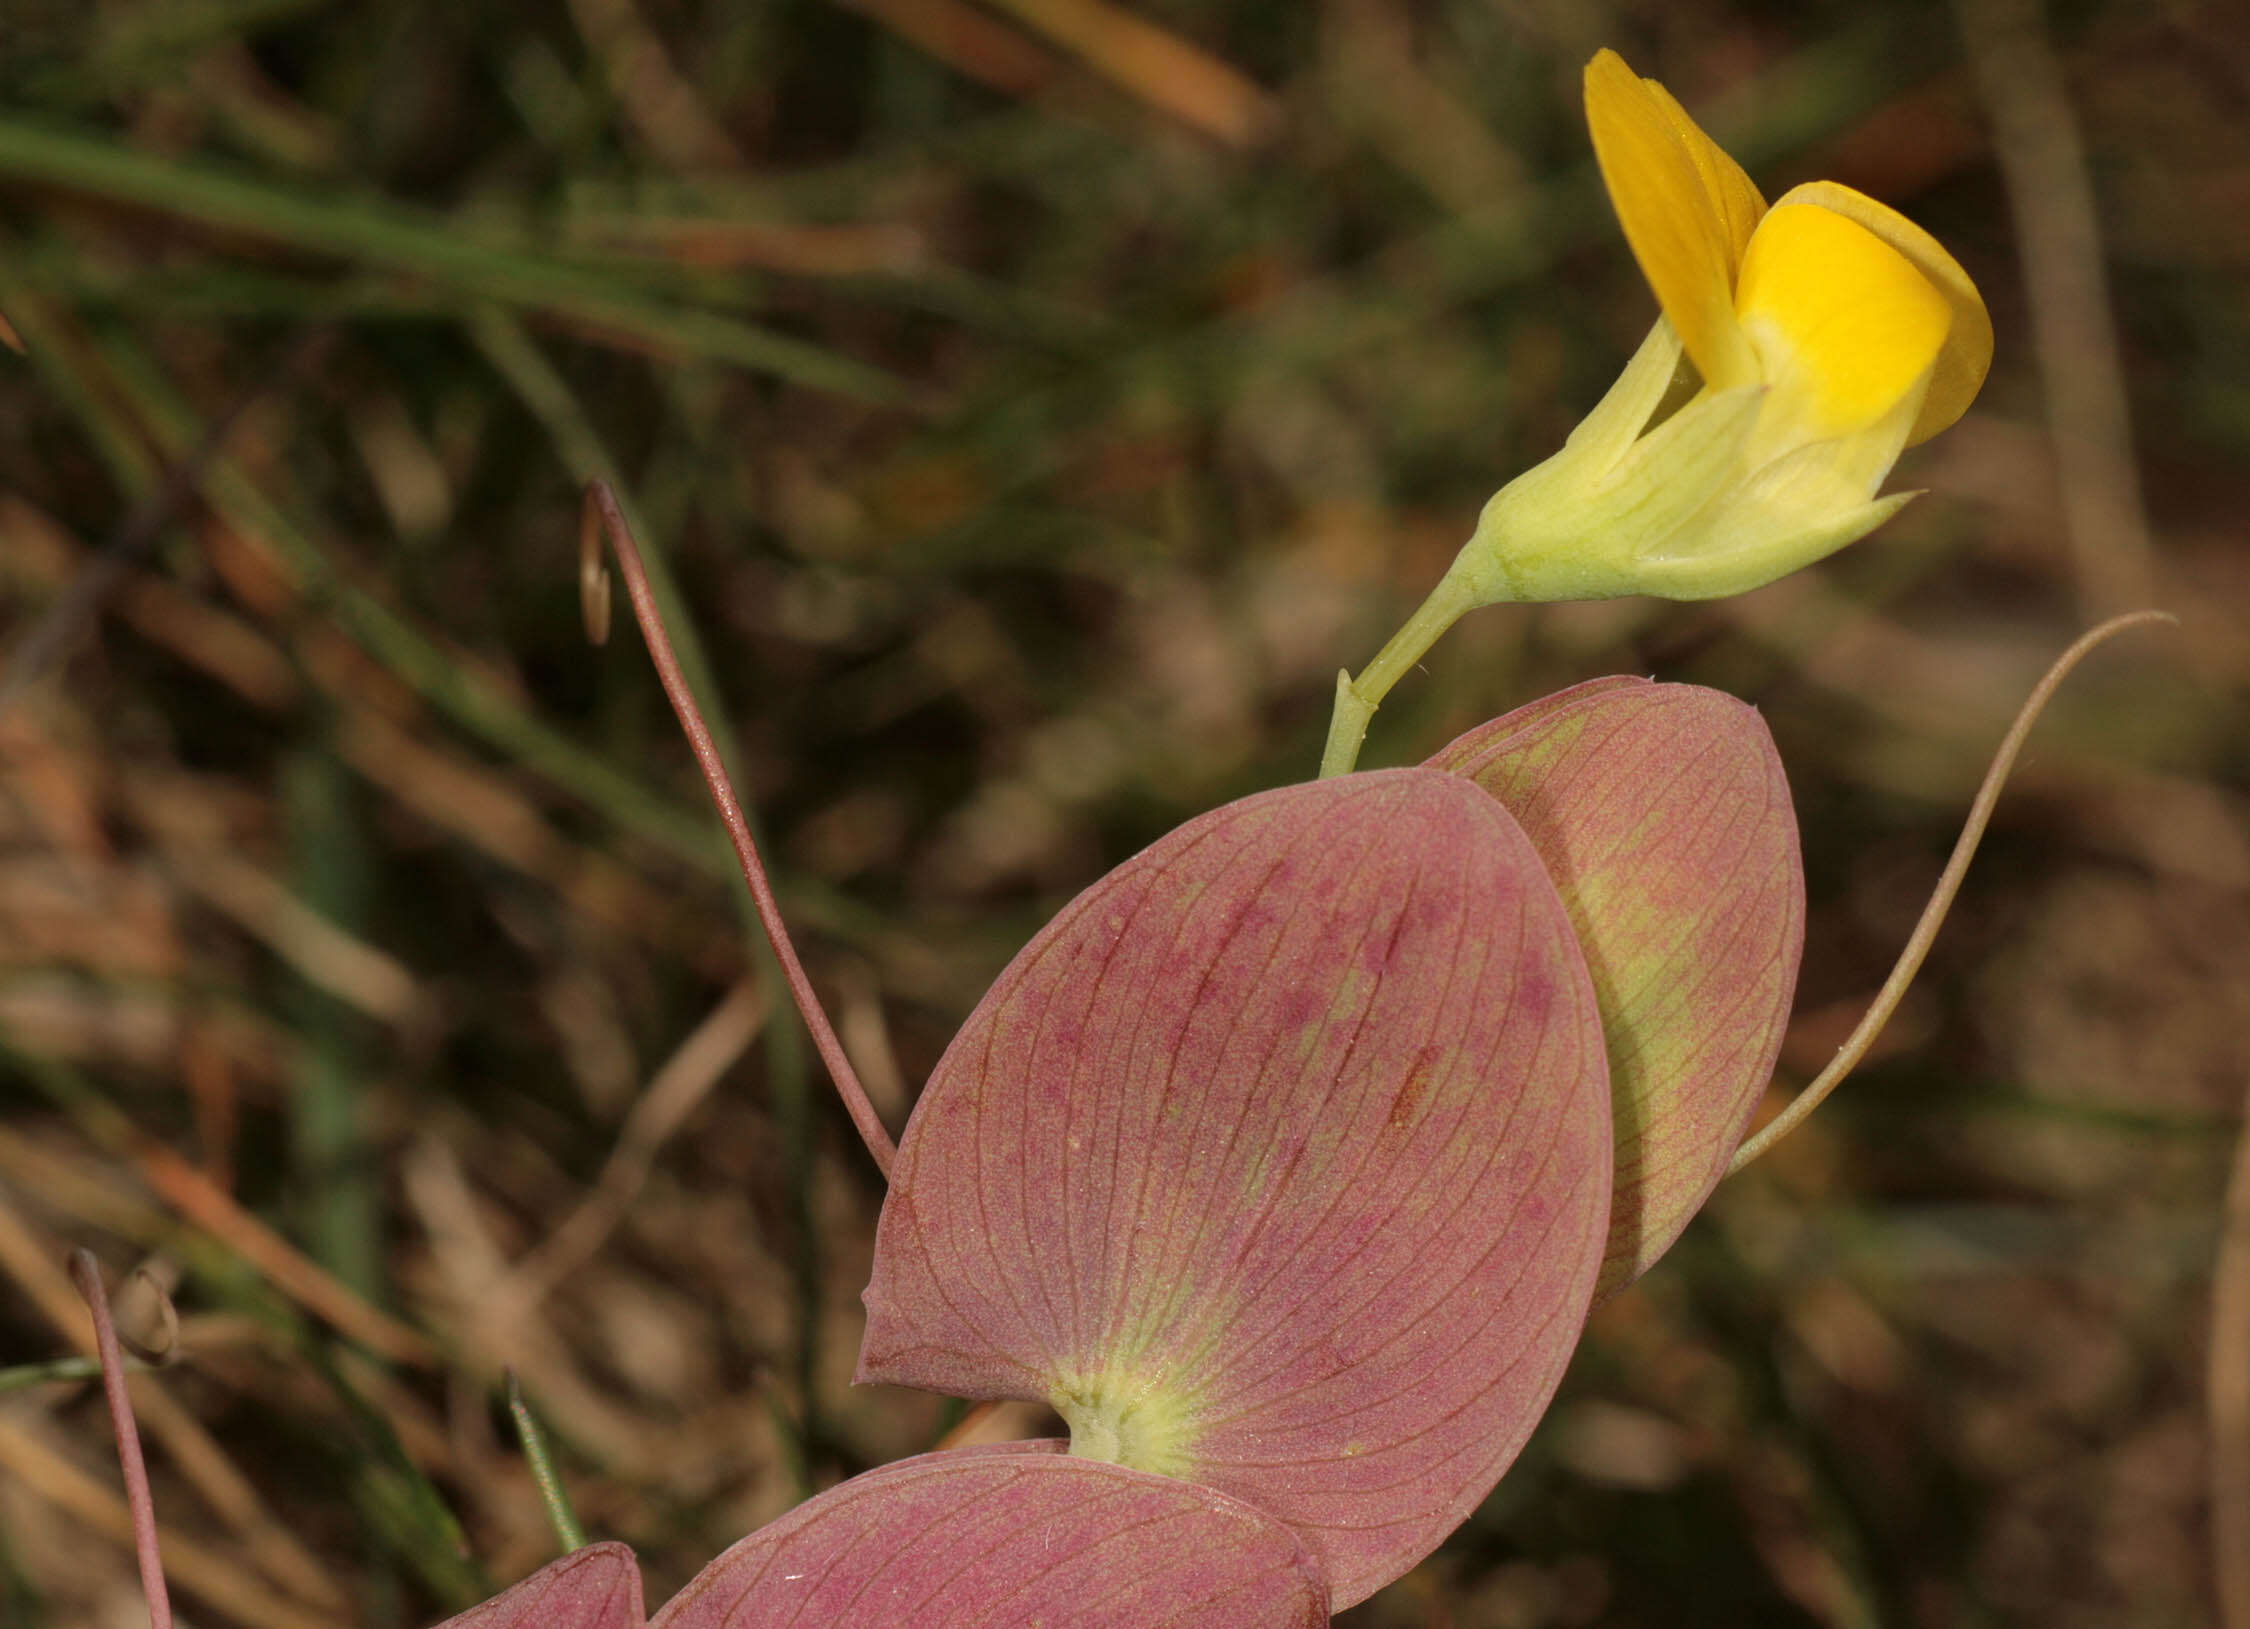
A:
[0, 118, 908, 403]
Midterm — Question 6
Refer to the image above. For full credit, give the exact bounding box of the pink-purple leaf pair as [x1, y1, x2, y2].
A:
[432, 674, 1801, 1623]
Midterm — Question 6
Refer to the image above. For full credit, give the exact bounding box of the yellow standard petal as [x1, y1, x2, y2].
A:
[1639, 77, 1765, 269]
[1769, 181, 1992, 445]
[1584, 49, 1759, 392]
[1734, 201, 1953, 446]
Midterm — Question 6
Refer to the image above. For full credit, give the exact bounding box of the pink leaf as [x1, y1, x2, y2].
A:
[651, 1445, 1327, 1627]
[859, 769, 1613, 1606]
[433, 1543, 644, 1629]
[1429, 678, 1803, 1294]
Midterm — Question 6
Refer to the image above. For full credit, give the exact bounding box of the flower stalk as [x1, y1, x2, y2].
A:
[1319, 568, 1479, 778]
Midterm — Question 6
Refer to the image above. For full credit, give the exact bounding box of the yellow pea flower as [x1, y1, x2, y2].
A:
[1451, 48, 1993, 605]
[1319, 49, 1994, 775]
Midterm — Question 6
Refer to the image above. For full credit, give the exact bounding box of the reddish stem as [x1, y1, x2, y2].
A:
[582, 482, 898, 1179]
[70, 1250, 173, 1629]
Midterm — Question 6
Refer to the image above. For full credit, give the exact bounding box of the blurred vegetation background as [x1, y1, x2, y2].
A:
[0, 0, 2244, 1624]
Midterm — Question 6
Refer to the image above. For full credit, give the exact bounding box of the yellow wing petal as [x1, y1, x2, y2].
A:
[1584, 49, 1759, 391]
[1770, 181, 1992, 445]
[1735, 201, 1953, 445]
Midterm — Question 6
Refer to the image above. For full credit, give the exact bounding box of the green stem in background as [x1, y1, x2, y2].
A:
[284, 745, 383, 1303]
[302, 1339, 489, 1611]
[1727, 609, 2175, 1173]
[506, 1373, 588, 1554]
[0, 1354, 120, 1392]
[1318, 564, 1481, 779]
